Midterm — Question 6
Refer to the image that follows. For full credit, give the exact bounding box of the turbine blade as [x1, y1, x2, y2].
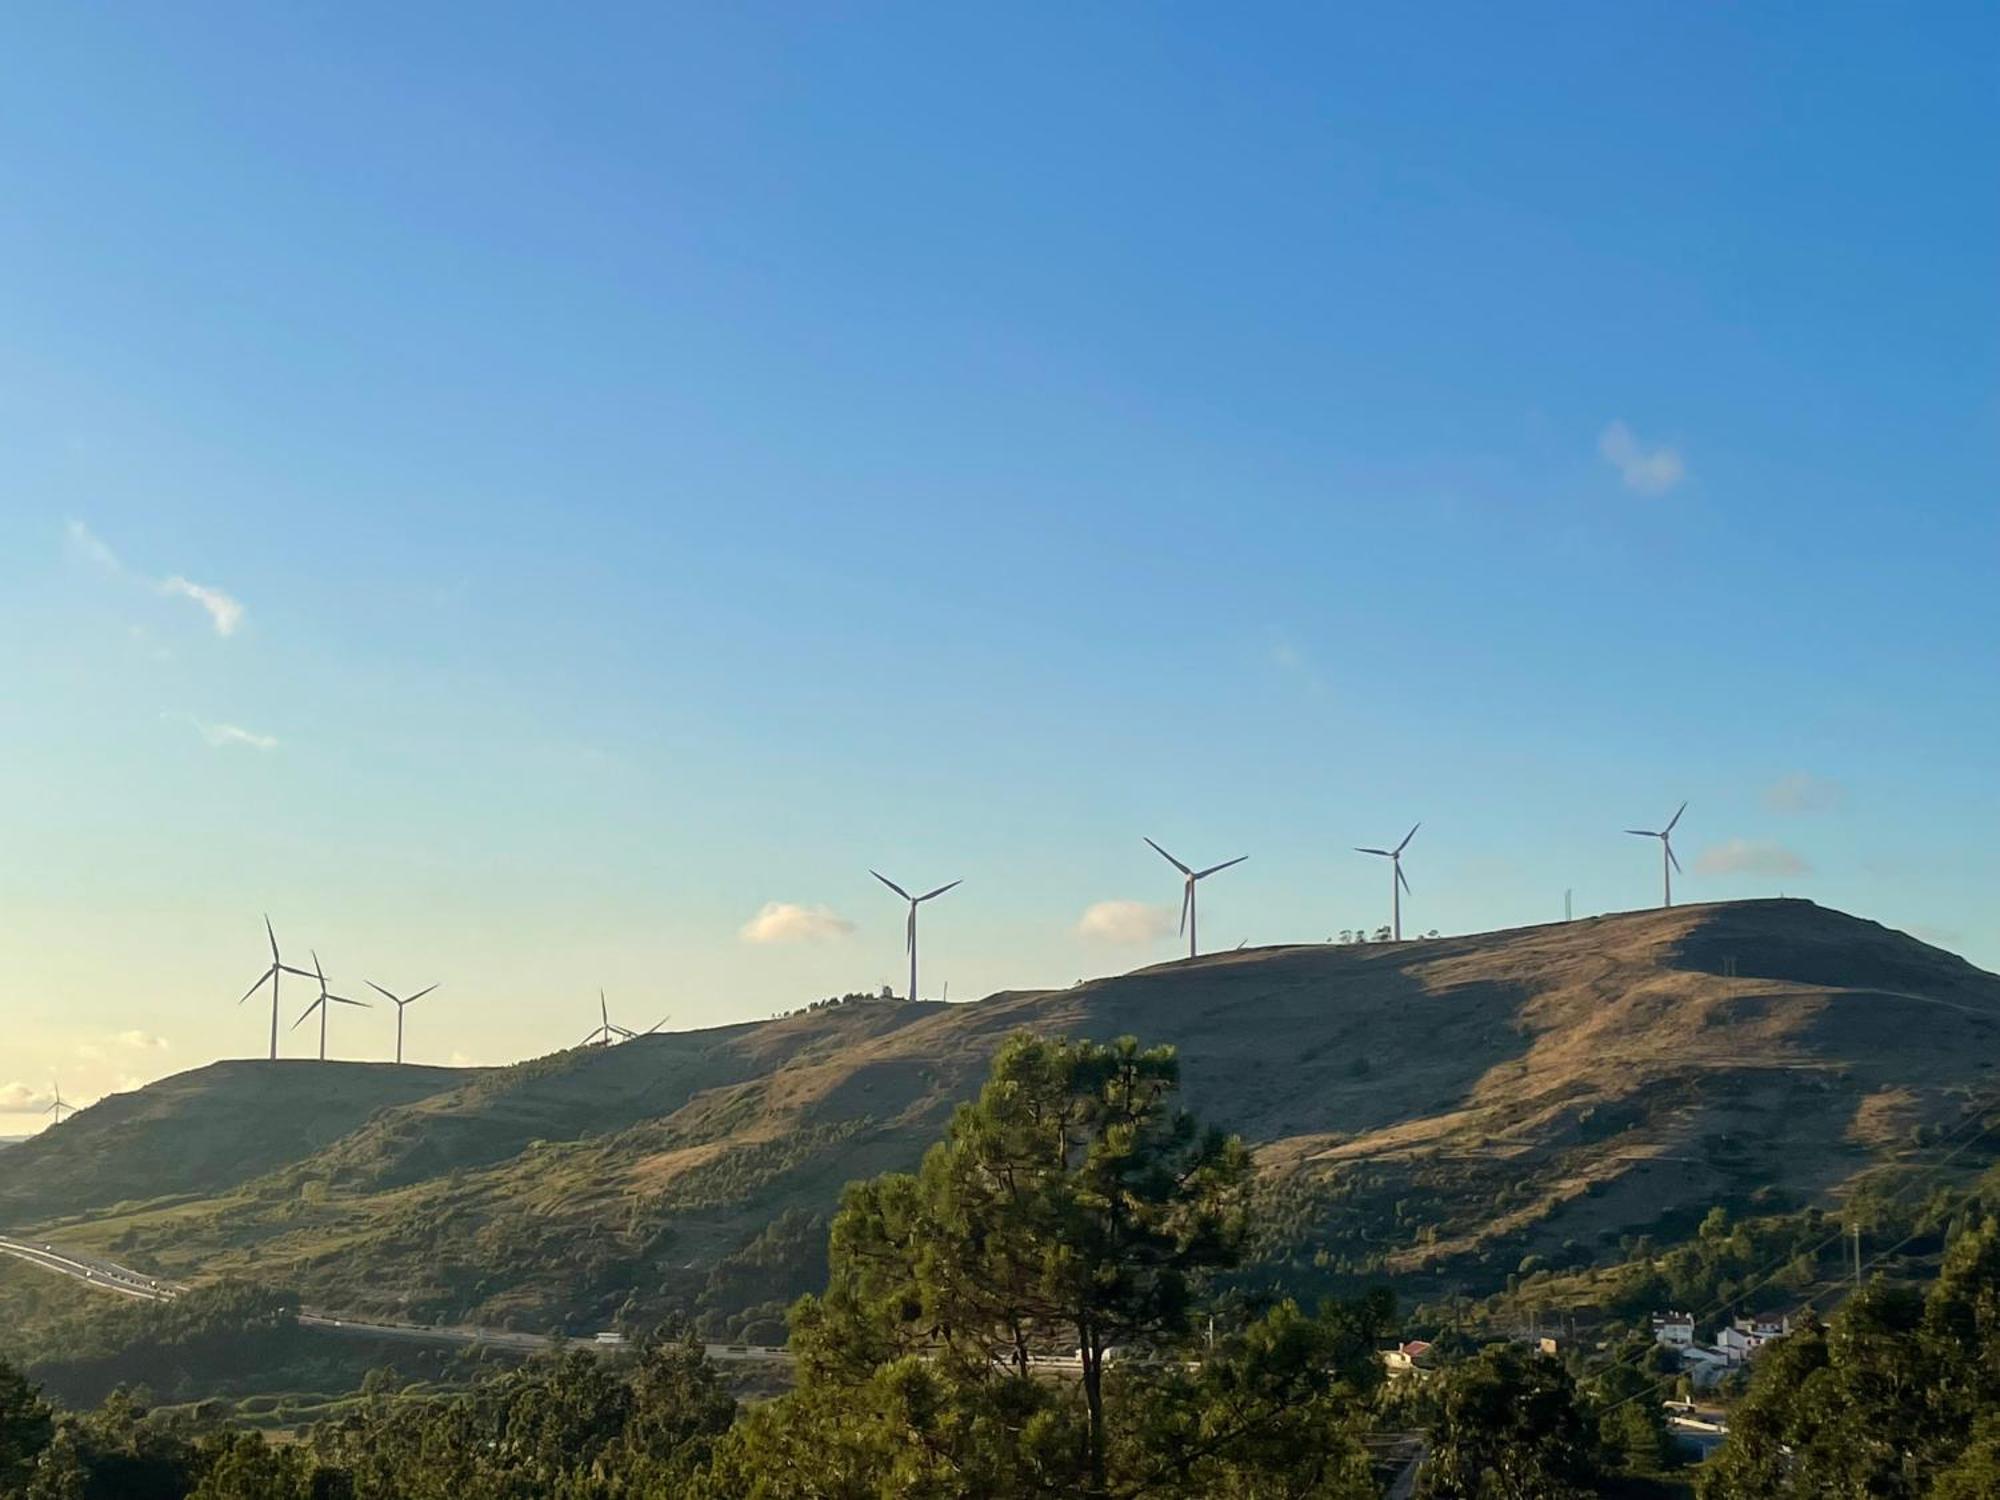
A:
[405, 984, 439, 1004]
[917, 878, 962, 902]
[906, 906, 916, 954]
[366, 981, 400, 1003]
[870, 870, 913, 901]
[1395, 823, 1421, 855]
[1356, 848, 1392, 857]
[265, 914, 279, 962]
[644, 1016, 670, 1034]
[1179, 883, 1191, 936]
[279, 964, 317, 979]
[312, 949, 326, 980]
[329, 995, 370, 1008]
[611, 1025, 636, 1039]
[1194, 855, 1247, 880]
[238, 966, 277, 1004]
[292, 1001, 321, 1031]
[580, 1029, 600, 1047]
[1624, 830, 1657, 838]
[1665, 801, 1687, 834]
[1398, 864, 1412, 894]
[1667, 843, 1682, 873]
[1144, 837, 1192, 875]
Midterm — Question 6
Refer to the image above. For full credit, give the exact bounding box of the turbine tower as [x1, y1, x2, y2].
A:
[292, 950, 370, 1061]
[367, 981, 439, 1065]
[43, 1081, 74, 1126]
[1144, 839, 1247, 959]
[870, 871, 961, 1002]
[1625, 801, 1687, 908]
[1356, 824, 1420, 941]
[580, 990, 640, 1047]
[236, 915, 316, 1061]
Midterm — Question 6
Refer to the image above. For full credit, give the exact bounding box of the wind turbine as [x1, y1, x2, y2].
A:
[580, 990, 641, 1047]
[1626, 801, 1687, 908]
[292, 950, 370, 1061]
[236, 915, 317, 1061]
[43, 1081, 74, 1126]
[870, 871, 961, 1002]
[1356, 824, 1419, 941]
[1144, 839, 1247, 959]
[367, 981, 439, 1065]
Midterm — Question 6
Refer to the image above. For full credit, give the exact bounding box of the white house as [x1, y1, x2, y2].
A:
[1715, 1315, 1790, 1364]
[1651, 1311, 1695, 1349]
[1381, 1340, 1436, 1380]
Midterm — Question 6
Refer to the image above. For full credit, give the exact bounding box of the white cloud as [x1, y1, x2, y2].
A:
[1696, 839, 1808, 878]
[1075, 899, 1176, 945]
[1598, 420, 1686, 496]
[0, 1083, 52, 1112]
[67, 521, 247, 637]
[172, 714, 279, 751]
[161, 576, 245, 636]
[1765, 772, 1843, 815]
[67, 518, 124, 572]
[117, 1030, 170, 1051]
[739, 902, 856, 945]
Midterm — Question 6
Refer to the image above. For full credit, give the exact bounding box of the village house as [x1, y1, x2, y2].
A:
[1381, 1340, 1436, 1380]
[1650, 1311, 1696, 1349]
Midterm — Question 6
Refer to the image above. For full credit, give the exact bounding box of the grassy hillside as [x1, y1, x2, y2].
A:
[14, 900, 2000, 1340]
[0, 1059, 474, 1226]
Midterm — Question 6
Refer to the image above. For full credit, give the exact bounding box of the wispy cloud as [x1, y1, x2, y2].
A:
[117, 1030, 170, 1051]
[739, 902, 856, 945]
[1696, 839, 1808, 878]
[67, 518, 124, 572]
[167, 713, 279, 751]
[161, 576, 245, 636]
[1598, 420, 1686, 496]
[66, 519, 247, 636]
[0, 1082, 53, 1112]
[1765, 772, 1843, 815]
[1075, 899, 1175, 945]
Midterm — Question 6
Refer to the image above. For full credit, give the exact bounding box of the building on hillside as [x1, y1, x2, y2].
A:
[1381, 1340, 1436, 1380]
[1651, 1311, 1695, 1348]
[1677, 1345, 1731, 1391]
[1715, 1314, 1790, 1364]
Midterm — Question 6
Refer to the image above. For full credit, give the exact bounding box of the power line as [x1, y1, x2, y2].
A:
[1590, 1088, 2000, 1417]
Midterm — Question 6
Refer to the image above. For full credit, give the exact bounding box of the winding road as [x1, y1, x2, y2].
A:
[0, 1232, 791, 1365]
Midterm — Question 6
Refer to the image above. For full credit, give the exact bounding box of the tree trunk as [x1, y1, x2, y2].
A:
[1081, 1320, 1107, 1497]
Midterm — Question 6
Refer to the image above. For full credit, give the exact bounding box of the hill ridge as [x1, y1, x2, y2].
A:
[7, 899, 1995, 1335]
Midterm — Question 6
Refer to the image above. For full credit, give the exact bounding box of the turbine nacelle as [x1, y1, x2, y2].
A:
[1356, 824, 1420, 939]
[871, 869, 960, 1001]
[1145, 839, 1246, 955]
[1626, 802, 1688, 906]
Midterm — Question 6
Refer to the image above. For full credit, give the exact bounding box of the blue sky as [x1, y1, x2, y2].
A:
[3, 5, 1995, 1130]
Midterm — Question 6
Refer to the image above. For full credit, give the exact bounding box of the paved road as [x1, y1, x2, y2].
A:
[0, 1232, 792, 1366]
[0, 1234, 176, 1301]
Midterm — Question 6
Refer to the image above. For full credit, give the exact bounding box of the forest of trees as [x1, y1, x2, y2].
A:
[4, 1033, 2000, 1498]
